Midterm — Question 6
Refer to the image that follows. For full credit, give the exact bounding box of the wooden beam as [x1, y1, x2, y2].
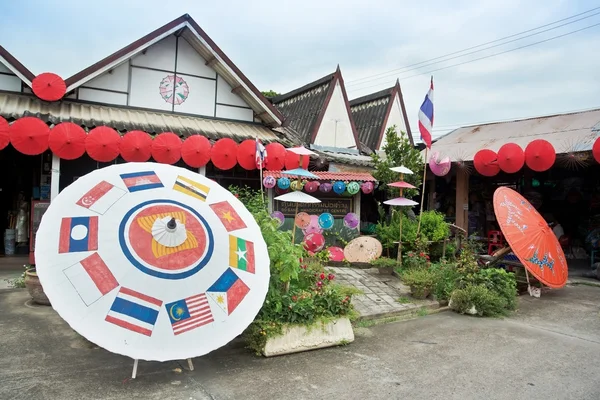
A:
[231, 85, 244, 94]
[205, 57, 218, 67]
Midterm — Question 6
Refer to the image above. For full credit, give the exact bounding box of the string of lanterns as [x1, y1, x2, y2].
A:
[263, 175, 375, 196]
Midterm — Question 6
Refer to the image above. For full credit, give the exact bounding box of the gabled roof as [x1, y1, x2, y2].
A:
[350, 79, 413, 150]
[271, 66, 361, 149]
[0, 45, 35, 86]
[63, 14, 283, 127]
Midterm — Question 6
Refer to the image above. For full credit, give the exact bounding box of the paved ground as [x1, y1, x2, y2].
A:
[1, 284, 599, 400]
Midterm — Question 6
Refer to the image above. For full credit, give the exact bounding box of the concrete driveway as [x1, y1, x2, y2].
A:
[1, 285, 599, 400]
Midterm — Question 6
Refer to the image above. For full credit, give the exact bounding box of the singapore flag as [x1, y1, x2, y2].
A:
[76, 181, 126, 215]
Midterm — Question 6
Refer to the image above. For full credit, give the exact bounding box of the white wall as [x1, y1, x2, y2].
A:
[380, 93, 408, 149]
[313, 81, 356, 148]
[0, 61, 21, 92]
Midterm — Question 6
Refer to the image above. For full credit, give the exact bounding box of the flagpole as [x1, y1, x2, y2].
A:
[417, 75, 434, 236]
[416, 148, 428, 236]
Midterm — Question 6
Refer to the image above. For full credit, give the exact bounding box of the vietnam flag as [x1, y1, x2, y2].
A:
[228, 235, 255, 273]
[210, 201, 246, 232]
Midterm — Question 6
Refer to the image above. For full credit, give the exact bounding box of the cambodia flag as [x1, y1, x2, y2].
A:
[418, 76, 434, 149]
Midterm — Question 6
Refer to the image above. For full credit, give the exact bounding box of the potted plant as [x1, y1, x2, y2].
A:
[401, 268, 435, 299]
[24, 266, 51, 305]
[370, 257, 398, 275]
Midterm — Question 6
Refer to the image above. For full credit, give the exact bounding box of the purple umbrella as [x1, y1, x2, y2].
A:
[270, 211, 285, 227]
[343, 212, 359, 229]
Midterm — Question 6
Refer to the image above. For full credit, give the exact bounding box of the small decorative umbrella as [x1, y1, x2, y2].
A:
[384, 198, 419, 206]
[263, 176, 276, 189]
[390, 166, 414, 174]
[303, 232, 325, 253]
[304, 181, 319, 193]
[303, 215, 323, 235]
[327, 246, 345, 262]
[388, 181, 416, 189]
[274, 191, 320, 244]
[493, 186, 568, 290]
[473, 149, 500, 177]
[525, 139, 556, 172]
[386, 165, 416, 263]
[32, 72, 66, 102]
[120, 130, 153, 162]
[319, 182, 332, 193]
[282, 168, 319, 179]
[211, 138, 238, 170]
[318, 213, 334, 230]
[497, 143, 525, 174]
[429, 151, 451, 177]
[343, 213, 359, 229]
[361, 182, 374, 194]
[49, 122, 87, 160]
[181, 135, 211, 168]
[343, 236, 383, 263]
[0, 116, 10, 150]
[152, 132, 182, 164]
[236, 139, 258, 170]
[86, 126, 121, 162]
[264, 143, 286, 170]
[592, 137, 600, 164]
[284, 146, 314, 170]
[295, 212, 311, 229]
[9, 117, 50, 155]
[270, 211, 285, 227]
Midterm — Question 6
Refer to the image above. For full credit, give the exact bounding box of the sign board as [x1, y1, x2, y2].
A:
[274, 197, 353, 217]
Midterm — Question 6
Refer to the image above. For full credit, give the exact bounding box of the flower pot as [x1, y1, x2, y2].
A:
[24, 268, 50, 306]
[410, 286, 431, 300]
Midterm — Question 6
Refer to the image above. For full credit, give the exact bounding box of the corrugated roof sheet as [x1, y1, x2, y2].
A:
[0, 93, 291, 144]
[428, 108, 600, 161]
[264, 170, 376, 182]
[349, 86, 393, 151]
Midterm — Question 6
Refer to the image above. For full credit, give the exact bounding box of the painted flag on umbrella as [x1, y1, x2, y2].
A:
[105, 287, 162, 337]
[76, 181, 126, 214]
[210, 201, 247, 232]
[418, 76, 434, 149]
[63, 252, 118, 306]
[229, 235, 255, 273]
[255, 138, 267, 168]
[207, 268, 250, 315]
[59, 216, 98, 253]
[173, 175, 210, 201]
[120, 171, 163, 192]
[165, 293, 214, 335]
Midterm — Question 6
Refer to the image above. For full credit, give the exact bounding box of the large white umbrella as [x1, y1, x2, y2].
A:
[35, 162, 270, 363]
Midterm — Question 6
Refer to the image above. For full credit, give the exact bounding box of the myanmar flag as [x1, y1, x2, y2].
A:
[229, 235, 255, 273]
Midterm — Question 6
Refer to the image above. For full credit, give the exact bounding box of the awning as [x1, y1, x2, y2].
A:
[265, 170, 376, 182]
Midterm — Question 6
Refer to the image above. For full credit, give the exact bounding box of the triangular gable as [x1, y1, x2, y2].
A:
[64, 14, 283, 127]
[0, 45, 35, 92]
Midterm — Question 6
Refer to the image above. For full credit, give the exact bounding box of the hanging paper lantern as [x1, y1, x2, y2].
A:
[473, 149, 500, 177]
[295, 212, 311, 229]
[333, 181, 346, 194]
[303, 232, 325, 253]
[263, 176, 276, 189]
[318, 213, 334, 230]
[525, 139, 556, 172]
[319, 182, 333, 193]
[304, 181, 319, 193]
[343, 212, 359, 229]
[277, 177, 290, 189]
[290, 180, 304, 191]
[593, 137, 600, 164]
[270, 211, 285, 227]
[346, 181, 360, 195]
[361, 181, 374, 194]
[497, 143, 525, 174]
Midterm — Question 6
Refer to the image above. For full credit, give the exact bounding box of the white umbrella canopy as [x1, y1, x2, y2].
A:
[274, 191, 321, 203]
[287, 146, 316, 156]
[35, 162, 270, 362]
[389, 166, 414, 174]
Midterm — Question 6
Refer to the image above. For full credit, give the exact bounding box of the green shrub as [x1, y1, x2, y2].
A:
[470, 268, 517, 311]
[371, 257, 398, 269]
[429, 262, 459, 301]
[402, 268, 436, 298]
[450, 285, 508, 317]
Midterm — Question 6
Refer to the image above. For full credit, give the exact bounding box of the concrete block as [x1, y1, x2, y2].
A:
[262, 318, 354, 357]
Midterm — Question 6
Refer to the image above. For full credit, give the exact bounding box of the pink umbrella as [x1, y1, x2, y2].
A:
[303, 215, 323, 235]
[384, 197, 419, 206]
[328, 246, 345, 262]
[388, 181, 416, 189]
[429, 151, 451, 177]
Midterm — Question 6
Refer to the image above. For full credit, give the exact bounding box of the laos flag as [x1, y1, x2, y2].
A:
[418, 76, 434, 149]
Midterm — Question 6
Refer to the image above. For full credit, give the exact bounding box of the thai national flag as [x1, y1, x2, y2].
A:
[255, 138, 267, 169]
[105, 287, 162, 337]
[418, 76, 434, 149]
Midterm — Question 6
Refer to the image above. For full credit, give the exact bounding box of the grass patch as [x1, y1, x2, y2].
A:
[416, 307, 429, 317]
[397, 296, 413, 304]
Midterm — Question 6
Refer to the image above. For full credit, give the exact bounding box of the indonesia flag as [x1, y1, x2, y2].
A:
[63, 252, 118, 306]
[76, 181, 126, 214]
[418, 76, 434, 149]
[255, 138, 267, 168]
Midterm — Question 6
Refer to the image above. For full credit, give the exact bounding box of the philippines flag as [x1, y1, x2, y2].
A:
[76, 181, 126, 214]
[120, 171, 164, 192]
[165, 293, 214, 335]
[105, 287, 162, 337]
[206, 268, 250, 316]
[255, 138, 267, 169]
[418, 76, 434, 149]
[59, 216, 98, 253]
[63, 252, 118, 306]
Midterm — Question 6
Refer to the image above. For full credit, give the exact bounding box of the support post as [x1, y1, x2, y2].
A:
[187, 358, 194, 371]
[198, 166, 206, 176]
[50, 154, 60, 202]
[455, 171, 469, 234]
[132, 359, 139, 379]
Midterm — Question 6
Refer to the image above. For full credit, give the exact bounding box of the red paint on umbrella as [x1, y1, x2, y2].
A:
[264, 142, 286, 170]
[9, 117, 50, 155]
[32, 73, 66, 102]
[211, 138, 238, 170]
[86, 126, 121, 162]
[236, 139, 257, 170]
[593, 137, 600, 164]
[120, 130, 153, 162]
[48, 122, 87, 160]
[497, 143, 525, 174]
[0, 116, 10, 150]
[525, 139, 555, 172]
[284, 150, 309, 170]
[473, 149, 500, 177]
[152, 132, 182, 164]
[181, 135, 211, 168]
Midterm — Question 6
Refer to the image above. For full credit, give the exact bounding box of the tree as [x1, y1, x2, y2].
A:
[371, 126, 424, 200]
[261, 90, 280, 98]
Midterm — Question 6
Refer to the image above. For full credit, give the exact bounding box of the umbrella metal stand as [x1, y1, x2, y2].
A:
[131, 358, 195, 379]
[397, 173, 405, 264]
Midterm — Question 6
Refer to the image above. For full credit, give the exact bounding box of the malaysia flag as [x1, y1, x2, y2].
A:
[59, 216, 98, 253]
[418, 76, 434, 149]
[76, 181, 126, 214]
[165, 293, 214, 335]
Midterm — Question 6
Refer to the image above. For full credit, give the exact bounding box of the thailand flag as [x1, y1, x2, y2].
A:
[418, 76, 434, 149]
[105, 287, 162, 337]
[59, 216, 98, 253]
[76, 181, 126, 214]
[120, 171, 163, 192]
[63, 252, 118, 306]
[255, 138, 267, 169]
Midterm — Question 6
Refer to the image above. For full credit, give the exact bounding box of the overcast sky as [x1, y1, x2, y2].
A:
[1, 0, 599, 141]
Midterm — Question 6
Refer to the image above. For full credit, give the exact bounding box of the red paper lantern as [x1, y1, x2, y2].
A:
[9, 117, 50, 155]
[120, 130, 153, 162]
[211, 138, 238, 170]
[264, 142, 286, 170]
[236, 139, 257, 170]
[593, 137, 600, 164]
[497, 143, 524, 174]
[525, 139, 555, 172]
[32, 73, 66, 102]
[0, 116, 10, 150]
[152, 132, 182, 164]
[86, 126, 121, 162]
[473, 149, 500, 177]
[48, 122, 87, 160]
[181, 135, 211, 168]
[284, 150, 309, 170]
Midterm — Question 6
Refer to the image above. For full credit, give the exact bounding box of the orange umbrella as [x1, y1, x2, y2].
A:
[493, 186, 568, 288]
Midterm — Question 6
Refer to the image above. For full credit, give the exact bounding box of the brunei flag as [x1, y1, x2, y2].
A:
[173, 175, 210, 201]
[207, 268, 250, 315]
[229, 235, 255, 273]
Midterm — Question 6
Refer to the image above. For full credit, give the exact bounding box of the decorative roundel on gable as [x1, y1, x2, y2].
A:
[159, 75, 190, 105]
